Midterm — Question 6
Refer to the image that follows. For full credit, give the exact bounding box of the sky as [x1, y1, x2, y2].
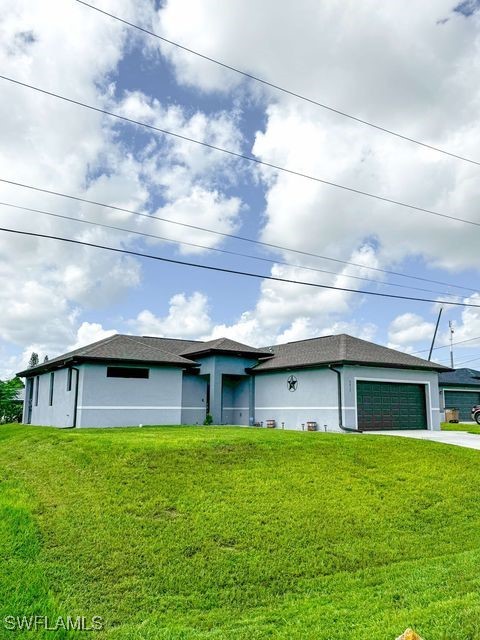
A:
[1, 0, 480, 377]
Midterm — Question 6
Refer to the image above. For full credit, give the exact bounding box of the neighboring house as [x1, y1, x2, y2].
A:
[439, 368, 480, 422]
[15, 388, 25, 406]
[18, 334, 448, 431]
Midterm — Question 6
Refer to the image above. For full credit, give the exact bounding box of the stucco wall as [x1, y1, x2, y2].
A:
[26, 367, 78, 427]
[222, 376, 250, 425]
[22, 357, 441, 431]
[341, 365, 441, 431]
[181, 373, 207, 425]
[77, 363, 183, 427]
[253, 367, 339, 431]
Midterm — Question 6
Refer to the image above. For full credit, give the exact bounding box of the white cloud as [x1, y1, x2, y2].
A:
[0, 0, 153, 359]
[201, 244, 382, 345]
[149, 0, 480, 356]
[131, 292, 212, 338]
[388, 313, 436, 347]
[115, 89, 245, 254]
[442, 294, 480, 349]
[157, 0, 480, 272]
[0, 0, 246, 365]
[68, 322, 117, 352]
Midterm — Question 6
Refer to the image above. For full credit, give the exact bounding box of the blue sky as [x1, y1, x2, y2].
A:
[0, 0, 480, 376]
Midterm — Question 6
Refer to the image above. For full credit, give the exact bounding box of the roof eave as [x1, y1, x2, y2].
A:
[17, 355, 197, 377]
[250, 359, 451, 374]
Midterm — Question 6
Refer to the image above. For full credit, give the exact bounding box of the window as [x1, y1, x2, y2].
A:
[106, 366, 150, 379]
[67, 368, 73, 392]
[35, 376, 39, 406]
[49, 372, 55, 406]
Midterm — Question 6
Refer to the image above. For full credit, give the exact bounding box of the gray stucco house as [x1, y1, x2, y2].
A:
[439, 368, 480, 422]
[18, 333, 448, 431]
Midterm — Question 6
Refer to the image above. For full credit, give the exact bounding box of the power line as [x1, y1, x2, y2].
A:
[75, 0, 480, 168]
[3, 74, 480, 234]
[413, 335, 480, 354]
[453, 355, 480, 367]
[1, 179, 476, 294]
[0, 200, 464, 299]
[1, 225, 480, 308]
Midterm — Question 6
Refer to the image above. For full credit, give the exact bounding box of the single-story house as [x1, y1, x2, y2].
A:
[439, 368, 480, 422]
[18, 333, 448, 431]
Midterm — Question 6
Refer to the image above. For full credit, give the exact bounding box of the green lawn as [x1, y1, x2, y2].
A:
[2, 425, 480, 639]
[441, 421, 480, 434]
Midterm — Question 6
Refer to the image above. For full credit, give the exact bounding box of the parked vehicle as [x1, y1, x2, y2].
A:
[472, 406, 480, 425]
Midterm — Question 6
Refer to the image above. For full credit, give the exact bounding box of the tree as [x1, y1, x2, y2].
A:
[29, 352, 39, 368]
[0, 378, 23, 423]
[43, 355, 49, 362]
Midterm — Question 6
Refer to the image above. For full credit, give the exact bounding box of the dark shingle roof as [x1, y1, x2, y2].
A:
[252, 334, 449, 372]
[180, 337, 272, 358]
[439, 368, 480, 387]
[133, 336, 202, 356]
[18, 332, 450, 378]
[17, 334, 197, 376]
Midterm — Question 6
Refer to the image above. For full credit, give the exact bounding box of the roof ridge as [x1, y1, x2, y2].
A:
[123, 335, 194, 362]
[80, 333, 121, 356]
[273, 334, 335, 348]
[141, 336, 204, 344]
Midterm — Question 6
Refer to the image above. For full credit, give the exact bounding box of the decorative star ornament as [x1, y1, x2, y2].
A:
[287, 375, 298, 391]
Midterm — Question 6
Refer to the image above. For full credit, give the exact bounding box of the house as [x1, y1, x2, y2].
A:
[18, 333, 448, 431]
[439, 368, 480, 422]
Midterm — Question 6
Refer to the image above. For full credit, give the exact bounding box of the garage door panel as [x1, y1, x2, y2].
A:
[357, 381, 427, 431]
[444, 390, 480, 421]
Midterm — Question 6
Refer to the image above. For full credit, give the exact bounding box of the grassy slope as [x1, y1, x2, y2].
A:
[2, 426, 480, 639]
[442, 422, 480, 434]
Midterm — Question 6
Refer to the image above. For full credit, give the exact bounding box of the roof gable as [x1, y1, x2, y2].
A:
[252, 334, 449, 372]
[180, 337, 272, 358]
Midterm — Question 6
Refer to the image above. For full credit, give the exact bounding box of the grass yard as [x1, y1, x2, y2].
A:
[2, 425, 480, 639]
[442, 421, 480, 434]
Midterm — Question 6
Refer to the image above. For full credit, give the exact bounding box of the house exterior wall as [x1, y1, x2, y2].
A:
[341, 365, 441, 431]
[26, 367, 78, 427]
[77, 362, 183, 427]
[22, 355, 442, 431]
[222, 377, 250, 425]
[181, 373, 207, 425]
[253, 367, 339, 431]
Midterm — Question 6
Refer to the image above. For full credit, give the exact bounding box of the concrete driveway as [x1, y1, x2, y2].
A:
[369, 430, 480, 450]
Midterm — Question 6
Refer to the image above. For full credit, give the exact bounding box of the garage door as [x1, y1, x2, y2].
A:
[357, 381, 427, 430]
[444, 390, 480, 422]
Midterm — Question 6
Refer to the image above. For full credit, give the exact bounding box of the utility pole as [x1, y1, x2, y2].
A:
[449, 320, 455, 368]
[428, 307, 443, 361]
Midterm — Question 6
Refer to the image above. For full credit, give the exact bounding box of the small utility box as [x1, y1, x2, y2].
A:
[306, 421, 317, 431]
[445, 408, 459, 423]
[266, 419, 276, 428]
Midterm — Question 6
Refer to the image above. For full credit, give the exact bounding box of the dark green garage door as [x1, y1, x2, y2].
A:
[357, 381, 427, 430]
[444, 390, 480, 421]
